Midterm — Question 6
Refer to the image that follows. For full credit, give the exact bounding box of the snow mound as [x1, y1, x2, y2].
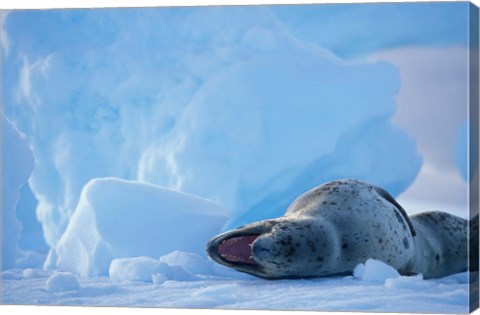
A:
[55, 178, 228, 277]
[159, 251, 213, 275]
[1, 270, 22, 280]
[109, 256, 198, 283]
[45, 272, 80, 292]
[22, 268, 37, 279]
[2, 114, 35, 269]
[151, 273, 169, 285]
[110, 257, 164, 283]
[353, 259, 400, 282]
[437, 271, 470, 284]
[384, 274, 431, 289]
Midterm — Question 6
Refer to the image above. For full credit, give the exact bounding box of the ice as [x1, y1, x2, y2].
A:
[2, 114, 35, 269]
[45, 271, 80, 292]
[1, 270, 22, 280]
[109, 256, 200, 283]
[55, 178, 228, 277]
[109, 257, 165, 283]
[22, 268, 37, 279]
[2, 7, 421, 247]
[437, 271, 471, 284]
[15, 250, 46, 269]
[162, 266, 198, 282]
[149, 51, 422, 231]
[151, 273, 168, 285]
[384, 274, 431, 290]
[368, 45, 470, 217]
[272, 2, 468, 58]
[16, 184, 47, 252]
[159, 251, 213, 275]
[43, 248, 58, 270]
[353, 259, 400, 283]
[455, 121, 469, 180]
[353, 260, 434, 290]
[226, 118, 422, 229]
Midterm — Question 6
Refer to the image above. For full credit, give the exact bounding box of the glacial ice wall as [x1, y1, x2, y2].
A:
[2, 114, 35, 269]
[3, 6, 422, 249]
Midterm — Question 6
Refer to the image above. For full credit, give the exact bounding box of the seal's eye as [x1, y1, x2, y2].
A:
[217, 235, 259, 265]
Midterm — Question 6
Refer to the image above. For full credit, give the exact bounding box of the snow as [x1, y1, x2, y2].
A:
[22, 268, 37, 279]
[109, 257, 165, 283]
[109, 252, 218, 283]
[55, 178, 228, 277]
[353, 259, 401, 283]
[350, 259, 432, 292]
[109, 256, 199, 283]
[15, 250, 46, 269]
[2, 114, 35, 270]
[43, 249, 58, 270]
[384, 274, 426, 290]
[45, 272, 80, 292]
[0, 268, 471, 313]
[159, 251, 213, 275]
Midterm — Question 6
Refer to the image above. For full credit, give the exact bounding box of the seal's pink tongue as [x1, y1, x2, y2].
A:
[217, 235, 258, 265]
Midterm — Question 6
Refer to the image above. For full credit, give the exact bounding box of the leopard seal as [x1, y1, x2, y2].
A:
[206, 179, 475, 279]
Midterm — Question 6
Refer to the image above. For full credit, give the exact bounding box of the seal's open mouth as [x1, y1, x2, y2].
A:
[207, 220, 280, 278]
[206, 220, 281, 278]
[217, 235, 259, 265]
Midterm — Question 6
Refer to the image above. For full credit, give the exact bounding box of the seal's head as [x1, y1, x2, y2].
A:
[206, 216, 339, 279]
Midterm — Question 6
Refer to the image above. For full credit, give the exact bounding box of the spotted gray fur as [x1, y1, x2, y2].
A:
[207, 179, 475, 279]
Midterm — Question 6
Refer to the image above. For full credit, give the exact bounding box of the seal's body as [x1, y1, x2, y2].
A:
[206, 179, 474, 279]
[405, 211, 469, 278]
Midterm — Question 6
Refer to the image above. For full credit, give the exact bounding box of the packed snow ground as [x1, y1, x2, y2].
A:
[1, 261, 473, 313]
